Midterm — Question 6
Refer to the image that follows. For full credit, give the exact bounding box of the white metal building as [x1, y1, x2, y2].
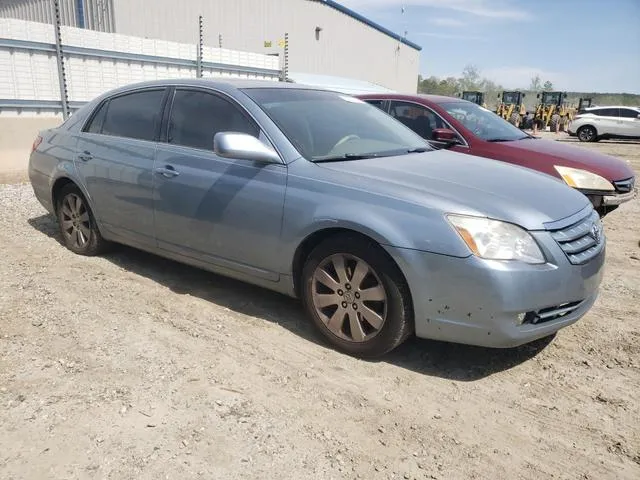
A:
[0, 0, 421, 92]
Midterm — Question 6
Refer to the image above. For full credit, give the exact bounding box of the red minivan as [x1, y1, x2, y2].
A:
[357, 94, 636, 216]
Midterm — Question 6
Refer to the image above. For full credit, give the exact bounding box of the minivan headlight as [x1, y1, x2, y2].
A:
[447, 215, 545, 264]
[554, 166, 614, 191]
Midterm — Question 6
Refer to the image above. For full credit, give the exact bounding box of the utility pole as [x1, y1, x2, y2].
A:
[52, 0, 69, 119]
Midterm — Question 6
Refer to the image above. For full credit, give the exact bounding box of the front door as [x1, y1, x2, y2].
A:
[618, 108, 640, 137]
[74, 88, 167, 246]
[153, 88, 287, 280]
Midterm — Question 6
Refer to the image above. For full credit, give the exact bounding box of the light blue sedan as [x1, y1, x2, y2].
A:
[28, 80, 605, 357]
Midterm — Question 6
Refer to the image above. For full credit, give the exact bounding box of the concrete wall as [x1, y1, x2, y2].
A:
[0, 116, 61, 183]
[0, 18, 280, 106]
[112, 0, 421, 92]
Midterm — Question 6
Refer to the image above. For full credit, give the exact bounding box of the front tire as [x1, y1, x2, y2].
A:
[56, 184, 109, 256]
[577, 125, 597, 142]
[301, 234, 413, 357]
[509, 111, 520, 128]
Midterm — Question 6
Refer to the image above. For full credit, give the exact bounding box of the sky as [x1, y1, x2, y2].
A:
[337, 0, 640, 94]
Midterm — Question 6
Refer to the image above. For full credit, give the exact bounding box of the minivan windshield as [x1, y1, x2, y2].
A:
[440, 101, 530, 142]
[243, 88, 431, 161]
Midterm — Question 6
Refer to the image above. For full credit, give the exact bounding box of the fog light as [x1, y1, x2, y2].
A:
[516, 313, 526, 325]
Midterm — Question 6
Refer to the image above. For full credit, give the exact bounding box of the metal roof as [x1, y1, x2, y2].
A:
[319, 0, 422, 51]
[287, 72, 396, 95]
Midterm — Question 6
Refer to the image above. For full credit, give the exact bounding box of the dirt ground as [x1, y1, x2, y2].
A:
[1, 132, 639, 480]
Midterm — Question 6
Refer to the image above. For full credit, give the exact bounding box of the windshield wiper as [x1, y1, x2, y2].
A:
[407, 146, 430, 153]
[313, 153, 384, 163]
[486, 138, 514, 142]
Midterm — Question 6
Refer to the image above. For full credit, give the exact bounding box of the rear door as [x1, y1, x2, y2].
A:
[589, 108, 620, 135]
[75, 88, 168, 246]
[618, 108, 640, 137]
[152, 88, 287, 280]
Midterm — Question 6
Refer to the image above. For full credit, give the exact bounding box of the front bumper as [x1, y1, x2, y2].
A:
[602, 188, 637, 206]
[384, 230, 605, 348]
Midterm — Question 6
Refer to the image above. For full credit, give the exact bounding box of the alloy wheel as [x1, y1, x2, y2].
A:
[311, 253, 387, 343]
[60, 193, 91, 249]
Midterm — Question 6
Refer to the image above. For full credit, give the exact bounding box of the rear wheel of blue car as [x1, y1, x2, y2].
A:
[56, 184, 109, 256]
[302, 234, 413, 357]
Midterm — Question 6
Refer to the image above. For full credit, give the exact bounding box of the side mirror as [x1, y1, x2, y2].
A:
[214, 132, 281, 164]
[432, 128, 457, 143]
[536, 93, 540, 98]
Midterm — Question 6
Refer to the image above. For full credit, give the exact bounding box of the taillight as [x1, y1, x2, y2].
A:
[31, 135, 42, 153]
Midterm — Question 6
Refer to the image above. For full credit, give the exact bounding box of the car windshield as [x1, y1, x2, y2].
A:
[440, 101, 530, 142]
[243, 88, 431, 161]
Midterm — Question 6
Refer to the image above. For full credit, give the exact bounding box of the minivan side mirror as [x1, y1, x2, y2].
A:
[214, 132, 281, 164]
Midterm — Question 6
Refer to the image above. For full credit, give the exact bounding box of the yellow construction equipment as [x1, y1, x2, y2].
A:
[460, 91, 486, 108]
[495, 91, 527, 127]
[533, 91, 576, 132]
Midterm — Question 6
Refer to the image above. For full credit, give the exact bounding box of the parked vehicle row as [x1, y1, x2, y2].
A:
[28, 79, 631, 357]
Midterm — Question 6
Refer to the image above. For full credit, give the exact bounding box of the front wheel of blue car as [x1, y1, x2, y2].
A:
[302, 234, 414, 357]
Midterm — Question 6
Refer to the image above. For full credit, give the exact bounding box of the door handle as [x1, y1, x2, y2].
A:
[78, 151, 93, 161]
[154, 166, 180, 178]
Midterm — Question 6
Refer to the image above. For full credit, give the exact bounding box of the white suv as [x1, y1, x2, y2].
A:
[568, 106, 640, 142]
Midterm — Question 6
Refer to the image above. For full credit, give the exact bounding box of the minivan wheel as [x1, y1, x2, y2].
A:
[577, 125, 597, 142]
[56, 184, 109, 256]
[301, 234, 413, 357]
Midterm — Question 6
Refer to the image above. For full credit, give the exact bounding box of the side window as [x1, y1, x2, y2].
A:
[595, 108, 619, 117]
[619, 108, 640, 118]
[364, 99, 386, 111]
[168, 89, 259, 151]
[85, 101, 108, 133]
[388, 101, 447, 140]
[101, 89, 166, 141]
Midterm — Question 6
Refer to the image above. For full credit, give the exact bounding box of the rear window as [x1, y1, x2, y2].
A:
[588, 108, 619, 117]
[84, 89, 166, 141]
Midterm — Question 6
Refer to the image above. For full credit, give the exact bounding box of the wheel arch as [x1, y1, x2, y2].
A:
[291, 226, 409, 299]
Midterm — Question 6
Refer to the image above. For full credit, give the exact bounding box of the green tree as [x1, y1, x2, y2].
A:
[459, 64, 482, 91]
[543, 80, 554, 91]
[529, 75, 542, 91]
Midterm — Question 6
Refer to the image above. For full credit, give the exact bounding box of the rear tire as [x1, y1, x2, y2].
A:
[56, 184, 109, 256]
[577, 125, 597, 142]
[301, 234, 413, 358]
[550, 114, 560, 132]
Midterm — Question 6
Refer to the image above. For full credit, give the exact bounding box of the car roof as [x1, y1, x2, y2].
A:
[585, 105, 640, 110]
[356, 93, 469, 105]
[98, 78, 327, 98]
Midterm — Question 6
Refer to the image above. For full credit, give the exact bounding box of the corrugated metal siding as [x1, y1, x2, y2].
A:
[111, 0, 420, 92]
[0, 0, 115, 32]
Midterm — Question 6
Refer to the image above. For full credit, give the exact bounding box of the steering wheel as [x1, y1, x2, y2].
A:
[332, 134, 360, 151]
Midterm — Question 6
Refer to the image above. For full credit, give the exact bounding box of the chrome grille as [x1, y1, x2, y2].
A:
[613, 177, 635, 193]
[549, 210, 604, 265]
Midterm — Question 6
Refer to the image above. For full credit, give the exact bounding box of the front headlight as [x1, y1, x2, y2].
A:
[554, 166, 614, 191]
[447, 215, 545, 264]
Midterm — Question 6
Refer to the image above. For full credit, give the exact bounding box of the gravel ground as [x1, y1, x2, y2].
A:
[1, 133, 639, 479]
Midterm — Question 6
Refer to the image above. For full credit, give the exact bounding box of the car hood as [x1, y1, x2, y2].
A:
[313, 150, 591, 231]
[498, 138, 634, 181]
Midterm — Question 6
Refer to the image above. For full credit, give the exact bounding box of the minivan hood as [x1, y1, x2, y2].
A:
[314, 150, 591, 230]
[500, 138, 634, 181]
